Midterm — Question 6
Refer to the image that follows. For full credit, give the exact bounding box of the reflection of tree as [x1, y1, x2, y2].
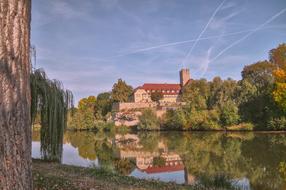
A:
[153, 157, 166, 167]
[241, 134, 286, 190]
[162, 132, 286, 190]
[279, 162, 286, 182]
[199, 174, 235, 190]
[32, 131, 41, 142]
[138, 132, 160, 152]
[65, 131, 98, 160]
[113, 158, 136, 175]
[182, 133, 243, 178]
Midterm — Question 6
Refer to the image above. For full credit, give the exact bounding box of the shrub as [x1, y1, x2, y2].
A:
[189, 109, 221, 130]
[138, 109, 160, 130]
[227, 123, 254, 131]
[267, 117, 286, 130]
[219, 101, 240, 127]
[200, 120, 221, 130]
[68, 109, 96, 130]
[163, 109, 187, 130]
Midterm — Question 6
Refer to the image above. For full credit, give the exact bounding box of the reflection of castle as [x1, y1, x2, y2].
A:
[141, 153, 185, 174]
[114, 134, 186, 176]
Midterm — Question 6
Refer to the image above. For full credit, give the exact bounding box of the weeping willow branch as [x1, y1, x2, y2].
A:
[31, 69, 73, 161]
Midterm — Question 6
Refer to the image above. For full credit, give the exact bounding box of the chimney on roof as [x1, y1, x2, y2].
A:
[180, 68, 190, 86]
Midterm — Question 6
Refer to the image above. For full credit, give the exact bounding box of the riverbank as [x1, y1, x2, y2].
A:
[32, 159, 190, 190]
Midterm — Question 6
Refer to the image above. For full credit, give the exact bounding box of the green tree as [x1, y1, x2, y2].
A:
[151, 91, 163, 102]
[78, 96, 96, 111]
[234, 79, 257, 105]
[163, 109, 188, 130]
[138, 109, 160, 130]
[219, 101, 240, 127]
[181, 79, 209, 110]
[188, 109, 221, 130]
[270, 43, 286, 68]
[111, 79, 133, 102]
[69, 96, 97, 130]
[31, 70, 73, 161]
[241, 61, 275, 94]
[95, 92, 112, 117]
[238, 61, 280, 128]
[208, 77, 237, 109]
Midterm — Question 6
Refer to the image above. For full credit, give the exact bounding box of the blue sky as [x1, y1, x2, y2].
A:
[31, 0, 286, 103]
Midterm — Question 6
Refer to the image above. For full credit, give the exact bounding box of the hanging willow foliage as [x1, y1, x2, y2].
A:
[31, 69, 73, 161]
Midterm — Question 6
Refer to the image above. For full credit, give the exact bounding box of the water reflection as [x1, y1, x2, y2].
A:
[32, 131, 286, 190]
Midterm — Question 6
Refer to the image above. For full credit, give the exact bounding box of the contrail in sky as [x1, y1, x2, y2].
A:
[114, 26, 278, 58]
[210, 8, 286, 63]
[116, 29, 252, 56]
[181, 0, 226, 68]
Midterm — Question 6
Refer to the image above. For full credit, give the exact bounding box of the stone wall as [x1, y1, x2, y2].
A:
[112, 102, 156, 112]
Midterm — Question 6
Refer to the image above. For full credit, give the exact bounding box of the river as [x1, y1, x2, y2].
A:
[32, 131, 286, 190]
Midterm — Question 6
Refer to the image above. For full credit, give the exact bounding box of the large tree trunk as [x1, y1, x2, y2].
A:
[0, 0, 32, 189]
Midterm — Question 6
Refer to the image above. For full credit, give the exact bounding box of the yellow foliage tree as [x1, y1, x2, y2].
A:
[271, 44, 286, 111]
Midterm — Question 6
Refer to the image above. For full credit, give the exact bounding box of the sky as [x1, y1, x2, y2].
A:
[31, 0, 286, 103]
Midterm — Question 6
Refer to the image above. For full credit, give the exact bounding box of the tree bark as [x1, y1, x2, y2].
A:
[0, 0, 32, 189]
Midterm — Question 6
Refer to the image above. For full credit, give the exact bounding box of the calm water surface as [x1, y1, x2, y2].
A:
[32, 131, 286, 190]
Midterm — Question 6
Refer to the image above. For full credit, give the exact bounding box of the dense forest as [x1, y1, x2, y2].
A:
[68, 43, 286, 131]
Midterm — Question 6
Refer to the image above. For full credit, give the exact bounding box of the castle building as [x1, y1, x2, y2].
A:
[131, 68, 191, 103]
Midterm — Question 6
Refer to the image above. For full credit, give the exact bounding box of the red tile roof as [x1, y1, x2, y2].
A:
[139, 83, 181, 95]
[142, 164, 184, 174]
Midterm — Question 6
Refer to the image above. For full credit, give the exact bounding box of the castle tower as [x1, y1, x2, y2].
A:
[180, 68, 190, 86]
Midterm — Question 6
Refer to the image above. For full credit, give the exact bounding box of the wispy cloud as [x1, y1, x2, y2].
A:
[221, 1, 237, 10]
[198, 47, 213, 77]
[209, 9, 242, 30]
[181, 0, 226, 68]
[114, 28, 256, 57]
[210, 7, 286, 63]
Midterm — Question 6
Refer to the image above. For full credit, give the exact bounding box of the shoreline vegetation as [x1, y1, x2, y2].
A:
[33, 159, 241, 190]
[65, 124, 286, 133]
